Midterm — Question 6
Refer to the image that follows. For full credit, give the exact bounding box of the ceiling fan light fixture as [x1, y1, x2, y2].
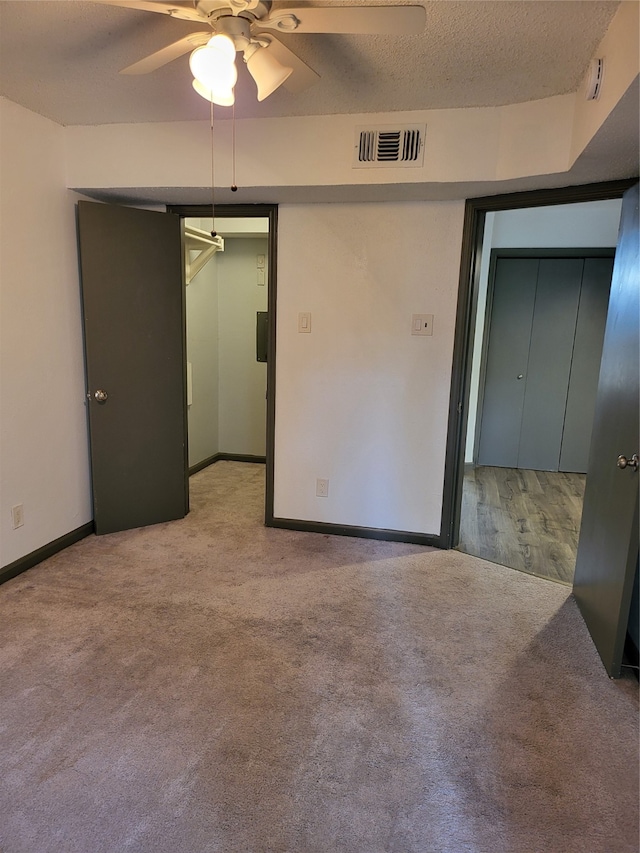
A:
[244, 43, 293, 101]
[206, 32, 236, 60]
[192, 77, 235, 106]
[189, 35, 238, 91]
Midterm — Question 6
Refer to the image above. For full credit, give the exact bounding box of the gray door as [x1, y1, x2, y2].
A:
[559, 258, 613, 472]
[77, 201, 188, 535]
[476, 259, 538, 468]
[573, 183, 639, 678]
[517, 259, 582, 470]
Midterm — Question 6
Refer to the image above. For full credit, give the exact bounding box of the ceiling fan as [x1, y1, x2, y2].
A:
[96, 0, 426, 105]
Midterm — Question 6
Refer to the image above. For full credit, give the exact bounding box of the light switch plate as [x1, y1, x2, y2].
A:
[298, 312, 311, 333]
[256, 254, 265, 269]
[411, 314, 433, 336]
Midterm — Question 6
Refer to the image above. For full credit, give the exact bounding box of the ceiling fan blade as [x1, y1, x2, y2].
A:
[120, 31, 211, 74]
[260, 35, 321, 94]
[258, 5, 426, 35]
[94, 0, 204, 23]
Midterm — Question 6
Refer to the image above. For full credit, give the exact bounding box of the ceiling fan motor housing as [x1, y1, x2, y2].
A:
[196, 0, 271, 21]
[215, 15, 253, 51]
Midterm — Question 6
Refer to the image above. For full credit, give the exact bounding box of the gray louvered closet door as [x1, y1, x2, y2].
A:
[477, 255, 613, 473]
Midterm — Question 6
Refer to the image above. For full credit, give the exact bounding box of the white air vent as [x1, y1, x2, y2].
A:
[353, 125, 425, 168]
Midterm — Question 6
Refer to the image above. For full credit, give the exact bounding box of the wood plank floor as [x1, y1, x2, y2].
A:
[458, 466, 586, 585]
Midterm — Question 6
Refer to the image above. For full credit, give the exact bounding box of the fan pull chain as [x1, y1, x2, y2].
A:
[231, 100, 237, 192]
[210, 99, 217, 238]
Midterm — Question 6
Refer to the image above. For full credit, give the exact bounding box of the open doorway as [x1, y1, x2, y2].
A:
[443, 187, 630, 585]
[169, 203, 278, 524]
[185, 215, 269, 472]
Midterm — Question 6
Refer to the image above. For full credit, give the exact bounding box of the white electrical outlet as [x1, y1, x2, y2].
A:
[316, 478, 329, 498]
[11, 504, 24, 529]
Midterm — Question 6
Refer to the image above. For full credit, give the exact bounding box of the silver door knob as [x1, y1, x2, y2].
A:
[94, 389, 108, 403]
[517, 374, 523, 380]
[617, 453, 639, 471]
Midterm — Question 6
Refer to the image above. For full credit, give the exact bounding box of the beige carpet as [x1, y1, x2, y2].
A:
[0, 462, 637, 853]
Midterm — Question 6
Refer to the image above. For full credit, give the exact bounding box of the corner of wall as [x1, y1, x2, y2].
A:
[570, 1, 640, 164]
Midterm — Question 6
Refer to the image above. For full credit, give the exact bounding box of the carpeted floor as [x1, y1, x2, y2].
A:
[0, 462, 638, 853]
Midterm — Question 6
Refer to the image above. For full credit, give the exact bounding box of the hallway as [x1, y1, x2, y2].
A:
[458, 465, 586, 584]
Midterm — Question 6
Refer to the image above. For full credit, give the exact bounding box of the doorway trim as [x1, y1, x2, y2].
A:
[167, 203, 278, 526]
[440, 179, 636, 549]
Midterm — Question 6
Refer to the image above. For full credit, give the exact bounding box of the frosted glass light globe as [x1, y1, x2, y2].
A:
[207, 33, 236, 59]
[190, 34, 237, 90]
[192, 78, 235, 107]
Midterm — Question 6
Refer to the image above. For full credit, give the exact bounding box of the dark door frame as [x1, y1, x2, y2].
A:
[168, 203, 278, 526]
[440, 179, 636, 549]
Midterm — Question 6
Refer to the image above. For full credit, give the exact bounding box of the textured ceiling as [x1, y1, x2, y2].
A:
[0, 0, 621, 125]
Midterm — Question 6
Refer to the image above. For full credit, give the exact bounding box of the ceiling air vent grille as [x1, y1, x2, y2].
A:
[353, 125, 425, 168]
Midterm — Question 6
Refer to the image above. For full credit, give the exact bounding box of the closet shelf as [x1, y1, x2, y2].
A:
[185, 225, 224, 285]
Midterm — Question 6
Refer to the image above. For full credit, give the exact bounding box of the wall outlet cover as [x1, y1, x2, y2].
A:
[11, 504, 24, 529]
[316, 478, 329, 497]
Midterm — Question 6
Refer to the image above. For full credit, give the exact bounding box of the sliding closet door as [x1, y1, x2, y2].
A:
[559, 257, 613, 473]
[477, 253, 613, 473]
[517, 259, 582, 470]
[476, 259, 538, 468]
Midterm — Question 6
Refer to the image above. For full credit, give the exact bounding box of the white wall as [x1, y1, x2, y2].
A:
[464, 212, 496, 463]
[465, 198, 623, 462]
[274, 201, 465, 535]
[0, 98, 92, 568]
[186, 220, 220, 468]
[491, 199, 623, 248]
[217, 238, 268, 456]
[571, 1, 640, 163]
[64, 97, 575, 201]
[0, 96, 629, 563]
[215, 218, 268, 237]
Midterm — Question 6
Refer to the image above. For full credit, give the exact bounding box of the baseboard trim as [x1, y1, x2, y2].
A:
[217, 453, 266, 465]
[190, 453, 266, 476]
[0, 522, 95, 587]
[189, 454, 219, 475]
[267, 517, 442, 547]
